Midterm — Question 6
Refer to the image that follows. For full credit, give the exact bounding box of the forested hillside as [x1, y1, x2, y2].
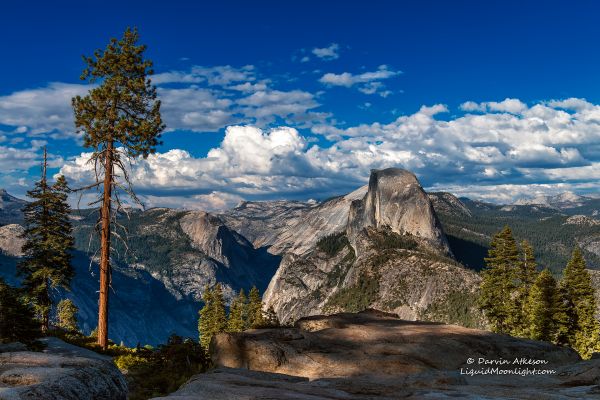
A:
[430, 193, 600, 273]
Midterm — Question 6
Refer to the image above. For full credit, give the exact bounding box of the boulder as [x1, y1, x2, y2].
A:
[151, 310, 600, 399]
[0, 337, 127, 400]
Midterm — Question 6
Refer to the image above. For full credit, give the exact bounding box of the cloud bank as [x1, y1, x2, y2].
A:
[56, 97, 600, 209]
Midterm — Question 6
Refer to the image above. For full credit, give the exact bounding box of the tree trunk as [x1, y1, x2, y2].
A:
[97, 140, 113, 349]
[41, 280, 49, 333]
[41, 147, 49, 335]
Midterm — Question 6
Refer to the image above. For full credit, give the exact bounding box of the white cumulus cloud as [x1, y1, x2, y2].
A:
[312, 43, 340, 60]
[0, 82, 90, 139]
[319, 65, 401, 96]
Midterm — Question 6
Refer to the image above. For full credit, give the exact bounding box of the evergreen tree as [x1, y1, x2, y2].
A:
[227, 289, 246, 333]
[212, 283, 227, 333]
[198, 284, 227, 349]
[519, 240, 538, 289]
[263, 306, 281, 328]
[0, 278, 41, 345]
[478, 226, 520, 334]
[72, 27, 165, 349]
[56, 299, 79, 332]
[511, 240, 539, 336]
[18, 149, 74, 332]
[198, 285, 214, 349]
[524, 269, 560, 342]
[560, 247, 600, 359]
[247, 286, 265, 328]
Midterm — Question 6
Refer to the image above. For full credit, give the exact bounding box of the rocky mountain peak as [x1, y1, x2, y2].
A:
[0, 189, 27, 225]
[180, 211, 252, 267]
[0, 224, 25, 257]
[347, 168, 450, 253]
[428, 192, 472, 217]
[514, 191, 589, 209]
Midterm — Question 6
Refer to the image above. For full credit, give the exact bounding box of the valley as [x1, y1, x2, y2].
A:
[2, 169, 600, 345]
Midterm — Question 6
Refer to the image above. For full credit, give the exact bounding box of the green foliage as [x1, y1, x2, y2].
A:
[422, 289, 483, 329]
[0, 278, 41, 345]
[55, 299, 79, 332]
[324, 271, 380, 313]
[72, 27, 165, 348]
[478, 226, 521, 334]
[52, 329, 209, 400]
[317, 232, 350, 256]
[509, 240, 539, 336]
[198, 283, 226, 349]
[72, 27, 164, 158]
[115, 335, 210, 400]
[247, 285, 265, 328]
[18, 155, 74, 332]
[436, 202, 600, 273]
[226, 289, 246, 333]
[371, 229, 418, 251]
[524, 269, 563, 342]
[263, 306, 280, 328]
[476, 226, 600, 359]
[560, 247, 600, 359]
[199, 284, 279, 347]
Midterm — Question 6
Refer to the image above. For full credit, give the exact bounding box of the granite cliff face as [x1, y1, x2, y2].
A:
[347, 168, 449, 253]
[0, 189, 26, 226]
[0, 224, 25, 257]
[263, 168, 480, 325]
[0, 206, 278, 346]
[220, 186, 368, 255]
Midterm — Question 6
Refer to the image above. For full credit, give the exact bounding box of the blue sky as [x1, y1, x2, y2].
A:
[3, 0, 600, 209]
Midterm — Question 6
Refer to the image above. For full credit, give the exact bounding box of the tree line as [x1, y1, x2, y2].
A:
[478, 225, 600, 359]
[0, 148, 80, 344]
[198, 284, 279, 349]
[3, 27, 164, 350]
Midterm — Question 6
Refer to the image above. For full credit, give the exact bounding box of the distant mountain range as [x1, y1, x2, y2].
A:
[1, 179, 600, 345]
[513, 191, 593, 209]
[430, 192, 600, 273]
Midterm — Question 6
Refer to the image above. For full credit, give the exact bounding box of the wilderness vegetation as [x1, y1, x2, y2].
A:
[478, 225, 600, 359]
[3, 26, 600, 400]
[438, 202, 600, 273]
[71, 26, 165, 349]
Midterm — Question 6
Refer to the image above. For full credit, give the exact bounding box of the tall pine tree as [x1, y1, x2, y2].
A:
[478, 226, 520, 334]
[524, 269, 561, 342]
[198, 285, 213, 349]
[198, 284, 227, 349]
[227, 289, 247, 333]
[72, 27, 164, 349]
[560, 247, 600, 359]
[510, 240, 538, 336]
[18, 149, 74, 332]
[247, 286, 265, 329]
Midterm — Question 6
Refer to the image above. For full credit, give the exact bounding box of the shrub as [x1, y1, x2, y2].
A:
[51, 330, 210, 400]
[55, 299, 79, 332]
[117, 334, 211, 400]
[0, 278, 41, 346]
[317, 232, 350, 256]
[324, 271, 380, 313]
[371, 229, 418, 251]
